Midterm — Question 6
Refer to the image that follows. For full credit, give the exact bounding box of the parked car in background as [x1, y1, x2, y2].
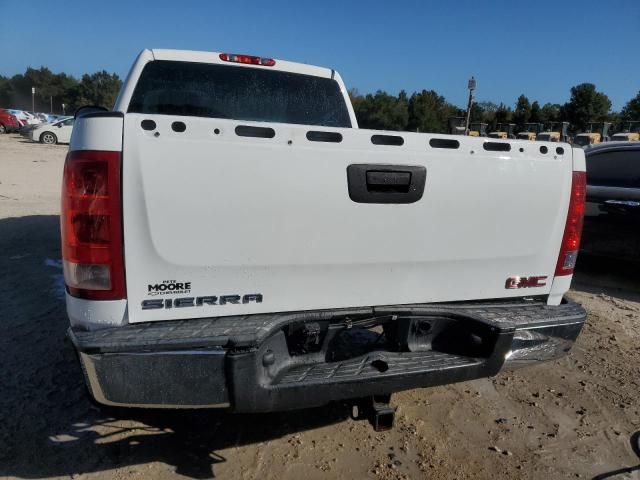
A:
[20, 122, 42, 138]
[8, 109, 40, 126]
[31, 116, 74, 144]
[582, 142, 640, 261]
[6, 110, 25, 127]
[20, 114, 65, 137]
[0, 109, 20, 133]
[35, 113, 50, 123]
[26, 111, 40, 119]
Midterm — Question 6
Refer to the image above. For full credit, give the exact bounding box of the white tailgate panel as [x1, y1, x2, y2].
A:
[122, 114, 572, 323]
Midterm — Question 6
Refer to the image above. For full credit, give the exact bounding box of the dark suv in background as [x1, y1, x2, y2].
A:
[582, 142, 640, 261]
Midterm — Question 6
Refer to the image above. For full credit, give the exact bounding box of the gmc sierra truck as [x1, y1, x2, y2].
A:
[64, 49, 587, 427]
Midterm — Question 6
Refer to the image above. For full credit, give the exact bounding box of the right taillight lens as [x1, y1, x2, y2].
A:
[555, 171, 586, 276]
[61, 150, 125, 300]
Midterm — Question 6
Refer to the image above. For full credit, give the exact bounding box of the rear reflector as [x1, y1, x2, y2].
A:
[61, 150, 125, 300]
[219, 53, 276, 67]
[555, 171, 586, 276]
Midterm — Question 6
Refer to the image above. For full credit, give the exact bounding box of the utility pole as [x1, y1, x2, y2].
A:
[32, 87, 35, 112]
[50, 96, 53, 113]
[464, 76, 476, 136]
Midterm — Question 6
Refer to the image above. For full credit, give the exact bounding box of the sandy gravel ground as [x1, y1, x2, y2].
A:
[0, 133, 639, 480]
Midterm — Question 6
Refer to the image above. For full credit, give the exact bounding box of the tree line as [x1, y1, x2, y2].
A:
[1, 66, 639, 135]
[351, 84, 640, 134]
[0, 67, 122, 115]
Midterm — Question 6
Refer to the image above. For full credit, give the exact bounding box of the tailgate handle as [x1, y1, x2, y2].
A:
[347, 164, 427, 204]
[366, 171, 412, 192]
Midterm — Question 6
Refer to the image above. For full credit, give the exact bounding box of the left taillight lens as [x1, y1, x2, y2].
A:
[61, 150, 125, 300]
[555, 171, 586, 276]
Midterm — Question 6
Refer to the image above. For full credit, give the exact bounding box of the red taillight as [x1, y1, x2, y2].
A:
[61, 150, 125, 300]
[555, 171, 586, 276]
[219, 53, 276, 67]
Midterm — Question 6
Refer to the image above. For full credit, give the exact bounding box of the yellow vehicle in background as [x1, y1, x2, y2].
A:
[516, 123, 543, 141]
[574, 122, 611, 147]
[468, 122, 487, 137]
[611, 121, 640, 142]
[488, 123, 515, 139]
[537, 122, 570, 142]
[448, 118, 487, 137]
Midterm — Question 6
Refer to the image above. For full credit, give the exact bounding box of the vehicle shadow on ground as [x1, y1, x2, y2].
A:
[573, 254, 640, 303]
[16, 139, 65, 146]
[591, 431, 640, 480]
[0, 215, 350, 479]
[6, 133, 64, 145]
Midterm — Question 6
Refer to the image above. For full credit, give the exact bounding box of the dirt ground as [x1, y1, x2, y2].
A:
[0, 132, 639, 480]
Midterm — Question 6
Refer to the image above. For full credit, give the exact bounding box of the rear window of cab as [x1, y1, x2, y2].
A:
[128, 60, 352, 128]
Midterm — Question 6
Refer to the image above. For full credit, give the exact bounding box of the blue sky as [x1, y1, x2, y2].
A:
[1, 0, 638, 110]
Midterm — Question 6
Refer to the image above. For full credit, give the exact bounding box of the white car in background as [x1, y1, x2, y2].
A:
[9, 109, 40, 126]
[31, 116, 74, 144]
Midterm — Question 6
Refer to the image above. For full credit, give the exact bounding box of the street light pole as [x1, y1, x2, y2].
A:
[62, 103, 66, 116]
[31, 87, 35, 112]
[464, 76, 476, 136]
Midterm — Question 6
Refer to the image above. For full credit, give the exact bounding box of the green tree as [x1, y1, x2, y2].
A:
[0, 67, 79, 113]
[539, 103, 561, 124]
[0, 75, 9, 107]
[561, 83, 611, 132]
[407, 90, 458, 133]
[348, 88, 361, 104]
[476, 101, 499, 125]
[351, 90, 409, 131]
[529, 101, 541, 123]
[477, 101, 499, 114]
[513, 95, 531, 125]
[621, 91, 640, 120]
[469, 103, 484, 122]
[69, 71, 122, 111]
[494, 103, 512, 126]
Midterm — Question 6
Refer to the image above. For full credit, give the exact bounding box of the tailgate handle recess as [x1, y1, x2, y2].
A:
[347, 164, 426, 204]
[366, 171, 412, 192]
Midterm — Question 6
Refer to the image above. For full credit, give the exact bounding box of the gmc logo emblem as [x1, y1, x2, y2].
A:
[505, 276, 547, 289]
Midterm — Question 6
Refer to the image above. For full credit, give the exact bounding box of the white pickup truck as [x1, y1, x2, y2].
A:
[64, 49, 587, 425]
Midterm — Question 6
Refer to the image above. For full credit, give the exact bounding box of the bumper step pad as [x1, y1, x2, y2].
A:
[72, 300, 585, 354]
[277, 351, 480, 386]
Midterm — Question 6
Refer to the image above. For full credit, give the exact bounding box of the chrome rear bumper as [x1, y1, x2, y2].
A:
[505, 319, 584, 368]
[70, 298, 586, 411]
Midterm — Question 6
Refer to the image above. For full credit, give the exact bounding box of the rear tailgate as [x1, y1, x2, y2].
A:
[121, 115, 573, 323]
